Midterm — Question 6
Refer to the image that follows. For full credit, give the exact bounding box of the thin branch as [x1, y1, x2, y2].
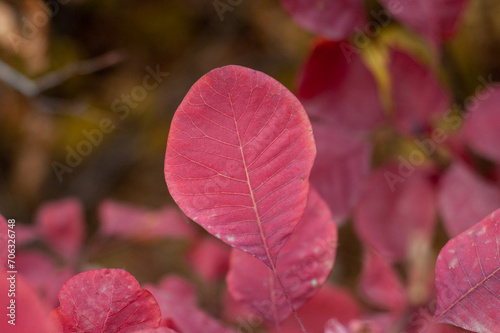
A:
[0, 50, 125, 98]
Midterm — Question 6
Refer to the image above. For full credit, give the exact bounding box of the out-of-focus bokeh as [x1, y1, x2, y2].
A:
[1, 0, 500, 310]
[0, 0, 312, 221]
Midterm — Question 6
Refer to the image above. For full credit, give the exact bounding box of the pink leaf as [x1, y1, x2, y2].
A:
[389, 49, 450, 135]
[15, 223, 38, 245]
[53, 269, 161, 333]
[35, 197, 86, 259]
[359, 250, 407, 311]
[146, 275, 235, 333]
[99, 200, 196, 240]
[279, 0, 365, 40]
[273, 285, 361, 333]
[17, 251, 74, 308]
[187, 237, 231, 282]
[0, 271, 56, 332]
[438, 161, 500, 237]
[227, 188, 337, 325]
[310, 123, 371, 225]
[164, 65, 316, 268]
[434, 209, 500, 332]
[297, 39, 385, 133]
[354, 163, 437, 261]
[379, 0, 469, 45]
[461, 86, 500, 163]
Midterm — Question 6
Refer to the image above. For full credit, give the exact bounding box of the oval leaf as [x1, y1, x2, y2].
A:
[438, 161, 500, 237]
[379, 0, 469, 45]
[354, 163, 437, 261]
[434, 209, 500, 332]
[462, 86, 500, 163]
[310, 123, 371, 225]
[227, 188, 337, 325]
[146, 275, 235, 333]
[389, 49, 450, 135]
[164, 65, 316, 267]
[297, 39, 385, 133]
[273, 285, 361, 333]
[53, 269, 161, 333]
[99, 200, 196, 240]
[35, 198, 86, 259]
[280, 0, 365, 40]
[359, 250, 406, 312]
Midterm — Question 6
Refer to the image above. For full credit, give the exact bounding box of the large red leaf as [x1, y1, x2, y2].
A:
[99, 200, 196, 240]
[279, 0, 365, 41]
[35, 197, 86, 259]
[359, 250, 406, 312]
[354, 163, 437, 261]
[164, 65, 316, 268]
[379, 0, 469, 45]
[297, 39, 385, 133]
[227, 188, 337, 325]
[0, 271, 56, 332]
[273, 285, 361, 333]
[438, 161, 500, 237]
[389, 49, 451, 135]
[145, 275, 235, 333]
[461, 86, 500, 164]
[310, 123, 371, 225]
[434, 209, 500, 332]
[52, 269, 161, 333]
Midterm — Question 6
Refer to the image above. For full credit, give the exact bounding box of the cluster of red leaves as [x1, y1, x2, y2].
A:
[0, 199, 236, 333]
[1, 1, 500, 333]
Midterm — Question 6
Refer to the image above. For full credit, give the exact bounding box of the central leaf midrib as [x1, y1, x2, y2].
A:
[230, 104, 274, 268]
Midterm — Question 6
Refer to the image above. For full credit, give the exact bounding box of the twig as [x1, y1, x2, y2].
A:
[0, 50, 125, 98]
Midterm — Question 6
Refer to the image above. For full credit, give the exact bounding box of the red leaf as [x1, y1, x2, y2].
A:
[35, 198, 86, 259]
[359, 250, 407, 312]
[438, 161, 500, 237]
[99, 200, 196, 240]
[273, 285, 361, 333]
[15, 223, 38, 245]
[0, 271, 56, 332]
[310, 123, 371, 225]
[279, 0, 365, 40]
[53, 269, 161, 333]
[379, 0, 469, 45]
[462, 86, 500, 163]
[187, 237, 231, 282]
[389, 49, 450, 135]
[227, 188, 337, 325]
[434, 209, 500, 332]
[297, 39, 385, 133]
[146, 275, 235, 333]
[354, 163, 437, 261]
[164, 65, 316, 268]
[17, 251, 74, 308]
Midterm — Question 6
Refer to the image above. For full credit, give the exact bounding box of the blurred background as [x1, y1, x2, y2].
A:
[0, 0, 313, 221]
[1, 0, 500, 314]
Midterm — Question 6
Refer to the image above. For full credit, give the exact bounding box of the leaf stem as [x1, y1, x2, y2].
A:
[271, 263, 307, 333]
